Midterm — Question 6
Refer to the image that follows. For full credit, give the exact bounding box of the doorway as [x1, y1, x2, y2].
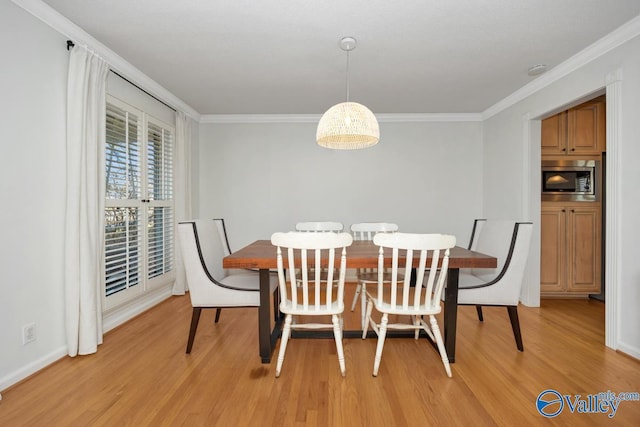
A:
[524, 71, 622, 351]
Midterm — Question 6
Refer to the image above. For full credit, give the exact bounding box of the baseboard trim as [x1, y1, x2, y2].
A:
[0, 346, 68, 393]
[616, 342, 640, 361]
[103, 284, 174, 333]
[540, 294, 592, 299]
[1, 285, 174, 393]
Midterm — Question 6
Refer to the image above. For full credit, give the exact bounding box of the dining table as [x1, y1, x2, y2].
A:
[223, 239, 497, 364]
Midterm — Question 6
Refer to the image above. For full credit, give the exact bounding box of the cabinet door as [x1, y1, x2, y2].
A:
[541, 112, 567, 155]
[567, 207, 601, 293]
[567, 99, 605, 155]
[540, 207, 565, 292]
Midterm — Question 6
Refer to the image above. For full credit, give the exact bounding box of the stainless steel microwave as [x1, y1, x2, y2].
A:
[541, 160, 600, 202]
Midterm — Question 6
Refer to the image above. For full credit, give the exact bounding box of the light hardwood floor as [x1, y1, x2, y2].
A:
[0, 288, 638, 426]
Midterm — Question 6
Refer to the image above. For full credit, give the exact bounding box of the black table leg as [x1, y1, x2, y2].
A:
[444, 268, 459, 363]
[259, 268, 272, 363]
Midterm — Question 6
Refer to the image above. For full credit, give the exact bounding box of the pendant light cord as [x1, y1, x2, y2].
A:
[345, 50, 350, 103]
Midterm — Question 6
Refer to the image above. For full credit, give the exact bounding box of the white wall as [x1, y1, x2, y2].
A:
[0, 2, 201, 391]
[0, 1, 69, 389]
[197, 120, 483, 249]
[482, 34, 640, 358]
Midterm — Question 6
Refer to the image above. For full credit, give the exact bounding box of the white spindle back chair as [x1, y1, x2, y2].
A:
[294, 222, 344, 285]
[363, 232, 456, 377]
[349, 222, 400, 328]
[271, 231, 353, 377]
[295, 221, 344, 232]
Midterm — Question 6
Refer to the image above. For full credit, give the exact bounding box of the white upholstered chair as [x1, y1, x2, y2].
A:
[349, 222, 400, 328]
[213, 218, 234, 257]
[457, 219, 533, 351]
[178, 220, 278, 353]
[213, 217, 249, 276]
[214, 217, 277, 275]
[271, 231, 353, 377]
[363, 233, 456, 377]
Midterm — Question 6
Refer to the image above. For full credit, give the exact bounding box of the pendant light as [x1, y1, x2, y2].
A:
[316, 37, 380, 150]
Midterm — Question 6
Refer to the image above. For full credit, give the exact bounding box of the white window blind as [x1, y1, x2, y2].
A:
[146, 120, 174, 281]
[104, 96, 175, 309]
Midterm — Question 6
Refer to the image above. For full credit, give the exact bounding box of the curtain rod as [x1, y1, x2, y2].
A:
[66, 40, 177, 113]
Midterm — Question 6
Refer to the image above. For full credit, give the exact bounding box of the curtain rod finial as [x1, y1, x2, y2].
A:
[67, 40, 75, 51]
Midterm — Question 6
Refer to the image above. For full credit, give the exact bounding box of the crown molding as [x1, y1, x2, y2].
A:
[200, 113, 482, 124]
[11, 0, 200, 121]
[482, 14, 640, 120]
[14, 0, 639, 124]
[376, 113, 482, 122]
[200, 114, 319, 124]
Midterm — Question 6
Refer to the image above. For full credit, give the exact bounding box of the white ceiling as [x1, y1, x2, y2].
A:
[41, 0, 640, 115]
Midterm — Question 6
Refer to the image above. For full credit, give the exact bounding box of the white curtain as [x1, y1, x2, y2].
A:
[172, 111, 193, 295]
[64, 45, 109, 356]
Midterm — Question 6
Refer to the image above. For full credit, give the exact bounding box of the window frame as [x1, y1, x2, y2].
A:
[104, 95, 176, 311]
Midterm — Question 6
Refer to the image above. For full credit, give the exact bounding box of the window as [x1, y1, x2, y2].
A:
[104, 95, 175, 310]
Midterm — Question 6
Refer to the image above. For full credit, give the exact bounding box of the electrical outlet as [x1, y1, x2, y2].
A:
[22, 323, 36, 345]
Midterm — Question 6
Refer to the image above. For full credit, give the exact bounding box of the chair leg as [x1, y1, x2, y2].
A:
[429, 315, 452, 378]
[186, 307, 202, 354]
[360, 283, 367, 329]
[350, 283, 362, 311]
[362, 298, 374, 339]
[476, 305, 484, 322]
[214, 308, 222, 323]
[332, 314, 346, 377]
[275, 314, 292, 378]
[372, 314, 388, 376]
[507, 306, 524, 351]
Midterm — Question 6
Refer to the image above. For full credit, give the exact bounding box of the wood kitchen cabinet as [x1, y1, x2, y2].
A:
[541, 204, 601, 296]
[541, 96, 606, 156]
[541, 112, 567, 155]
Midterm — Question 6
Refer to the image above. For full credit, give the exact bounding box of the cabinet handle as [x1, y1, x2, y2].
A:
[562, 148, 566, 151]
[571, 209, 575, 212]
[562, 209, 566, 212]
[571, 148, 575, 151]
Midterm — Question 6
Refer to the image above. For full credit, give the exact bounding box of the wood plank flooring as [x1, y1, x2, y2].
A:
[0, 288, 638, 426]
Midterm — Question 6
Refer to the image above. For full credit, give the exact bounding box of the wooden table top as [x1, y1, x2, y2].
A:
[223, 240, 497, 270]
